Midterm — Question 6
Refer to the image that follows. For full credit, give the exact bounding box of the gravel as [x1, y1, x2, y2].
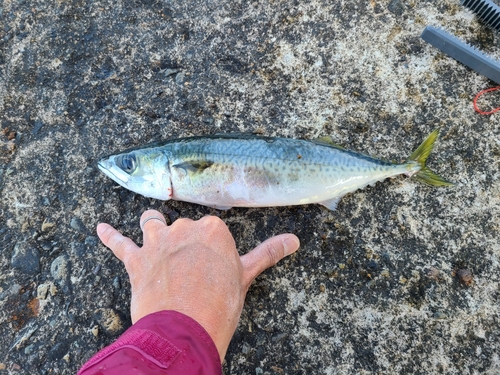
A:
[0, 0, 499, 374]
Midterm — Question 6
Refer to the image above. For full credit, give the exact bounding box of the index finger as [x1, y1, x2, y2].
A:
[97, 223, 139, 262]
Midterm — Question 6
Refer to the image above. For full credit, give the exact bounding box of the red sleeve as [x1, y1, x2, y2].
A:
[78, 310, 222, 375]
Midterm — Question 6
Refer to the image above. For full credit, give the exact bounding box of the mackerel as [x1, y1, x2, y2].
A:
[98, 130, 452, 210]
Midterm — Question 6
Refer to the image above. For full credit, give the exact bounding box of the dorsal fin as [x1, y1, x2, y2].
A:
[313, 136, 346, 150]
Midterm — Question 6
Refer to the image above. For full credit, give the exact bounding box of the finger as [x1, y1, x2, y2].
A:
[140, 209, 167, 232]
[97, 223, 139, 262]
[240, 233, 300, 288]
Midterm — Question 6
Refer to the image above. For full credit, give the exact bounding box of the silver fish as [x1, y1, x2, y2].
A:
[98, 130, 452, 210]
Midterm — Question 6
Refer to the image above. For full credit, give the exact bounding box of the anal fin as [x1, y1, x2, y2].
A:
[213, 205, 232, 210]
[319, 197, 341, 211]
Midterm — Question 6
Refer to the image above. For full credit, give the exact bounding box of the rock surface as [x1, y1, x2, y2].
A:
[0, 0, 499, 374]
[10, 241, 40, 275]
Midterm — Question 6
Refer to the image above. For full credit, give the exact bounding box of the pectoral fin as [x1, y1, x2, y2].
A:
[319, 197, 341, 211]
[172, 160, 213, 174]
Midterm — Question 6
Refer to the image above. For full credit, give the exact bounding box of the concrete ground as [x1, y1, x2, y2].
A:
[0, 0, 499, 374]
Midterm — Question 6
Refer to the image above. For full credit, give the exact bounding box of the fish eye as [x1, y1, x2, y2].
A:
[116, 154, 137, 174]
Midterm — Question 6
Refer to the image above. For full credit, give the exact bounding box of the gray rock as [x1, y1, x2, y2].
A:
[50, 255, 70, 291]
[241, 342, 250, 354]
[47, 340, 70, 361]
[70, 218, 87, 233]
[388, 0, 406, 16]
[10, 323, 38, 351]
[175, 71, 185, 84]
[31, 120, 44, 135]
[24, 344, 35, 355]
[37, 284, 49, 300]
[93, 308, 126, 336]
[163, 68, 179, 77]
[271, 332, 288, 343]
[11, 242, 40, 275]
[70, 242, 85, 257]
[0, 283, 21, 300]
[84, 236, 98, 248]
[112, 276, 121, 291]
[39, 241, 55, 252]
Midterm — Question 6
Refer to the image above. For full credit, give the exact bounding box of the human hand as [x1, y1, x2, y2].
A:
[96, 209, 300, 361]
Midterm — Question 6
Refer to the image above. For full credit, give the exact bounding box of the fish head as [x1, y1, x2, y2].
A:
[98, 149, 173, 200]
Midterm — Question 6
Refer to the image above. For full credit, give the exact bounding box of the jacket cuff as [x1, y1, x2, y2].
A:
[78, 310, 221, 375]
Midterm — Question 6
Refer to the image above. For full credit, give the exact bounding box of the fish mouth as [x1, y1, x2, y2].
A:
[97, 159, 128, 184]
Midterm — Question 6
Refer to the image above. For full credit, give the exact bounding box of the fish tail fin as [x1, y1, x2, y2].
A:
[407, 129, 454, 187]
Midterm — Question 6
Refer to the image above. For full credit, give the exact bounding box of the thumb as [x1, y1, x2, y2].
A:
[240, 234, 300, 288]
[97, 223, 139, 262]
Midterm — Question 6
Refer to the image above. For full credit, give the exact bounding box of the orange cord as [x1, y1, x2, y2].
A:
[473, 86, 500, 115]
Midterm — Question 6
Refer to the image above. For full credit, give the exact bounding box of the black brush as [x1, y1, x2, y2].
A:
[461, 0, 500, 31]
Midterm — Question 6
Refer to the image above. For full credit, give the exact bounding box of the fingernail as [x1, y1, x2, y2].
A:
[283, 236, 300, 256]
[96, 223, 106, 236]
